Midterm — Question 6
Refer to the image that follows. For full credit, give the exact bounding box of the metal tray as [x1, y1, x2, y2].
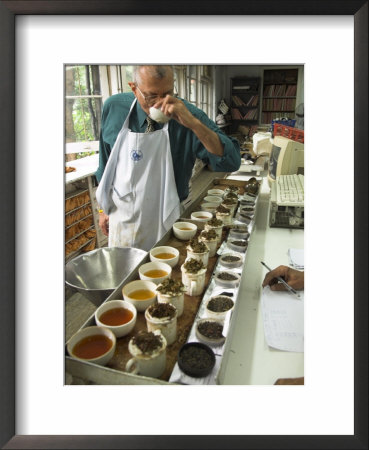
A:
[65, 177, 260, 385]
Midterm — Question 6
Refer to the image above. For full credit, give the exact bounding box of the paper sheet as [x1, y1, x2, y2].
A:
[261, 286, 304, 352]
[288, 248, 304, 270]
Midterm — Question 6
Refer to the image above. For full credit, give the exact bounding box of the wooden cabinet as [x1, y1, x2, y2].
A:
[261, 69, 298, 124]
[230, 77, 260, 134]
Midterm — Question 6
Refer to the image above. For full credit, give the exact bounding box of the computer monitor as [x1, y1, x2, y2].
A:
[268, 136, 304, 186]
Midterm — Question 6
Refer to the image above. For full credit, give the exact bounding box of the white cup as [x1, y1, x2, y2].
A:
[157, 291, 184, 317]
[204, 223, 223, 244]
[125, 330, 167, 378]
[216, 211, 232, 226]
[145, 303, 178, 345]
[186, 242, 210, 267]
[181, 263, 207, 296]
[199, 235, 217, 257]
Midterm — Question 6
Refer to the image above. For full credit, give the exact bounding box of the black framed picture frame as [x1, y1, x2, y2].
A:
[1, 1, 367, 449]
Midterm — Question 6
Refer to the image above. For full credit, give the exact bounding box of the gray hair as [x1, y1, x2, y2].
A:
[132, 65, 174, 85]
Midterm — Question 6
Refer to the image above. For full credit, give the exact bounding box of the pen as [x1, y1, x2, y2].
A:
[261, 261, 300, 298]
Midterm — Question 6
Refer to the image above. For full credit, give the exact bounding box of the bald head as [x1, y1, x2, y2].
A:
[133, 65, 174, 85]
[129, 65, 175, 114]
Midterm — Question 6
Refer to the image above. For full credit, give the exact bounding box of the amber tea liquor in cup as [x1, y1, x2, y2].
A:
[207, 188, 224, 197]
[201, 202, 218, 213]
[172, 221, 197, 240]
[190, 211, 213, 223]
[125, 330, 167, 378]
[67, 326, 116, 366]
[156, 278, 186, 317]
[149, 246, 179, 268]
[181, 258, 207, 296]
[145, 302, 178, 345]
[204, 195, 223, 205]
[95, 299, 137, 338]
[138, 261, 172, 285]
[122, 279, 157, 312]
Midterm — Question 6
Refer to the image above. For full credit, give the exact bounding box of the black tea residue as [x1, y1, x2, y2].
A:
[222, 255, 240, 262]
[197, 321, 224, 339]
[207, 296, 234, 313]
[207, 217, 223, 227]
[148, 302, 176, 319]
[183, 258, 204, 274]
[132, 331, 162, 354]
[217, 272, 238, 281]
[180, 345, 213, 370]
[231, 240, 247, 247]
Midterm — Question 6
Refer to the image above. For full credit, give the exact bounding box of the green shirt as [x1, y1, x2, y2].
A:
[95, 92, 240, 201]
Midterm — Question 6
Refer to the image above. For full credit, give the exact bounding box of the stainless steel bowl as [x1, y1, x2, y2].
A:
[65, 247, 147, 306]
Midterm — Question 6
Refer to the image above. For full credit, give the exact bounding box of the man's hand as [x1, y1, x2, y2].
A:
[156, 95, 197, 129]
[155, 95, 224, 157]
[262, 265, 304, 291]
[98, 212, 109, 236]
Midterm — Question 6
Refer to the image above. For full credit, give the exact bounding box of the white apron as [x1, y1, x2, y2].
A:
[96, 99, 180, 251]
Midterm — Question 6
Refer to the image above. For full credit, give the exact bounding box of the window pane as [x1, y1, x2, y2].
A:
[122, 65, 134, 92]
[65, 65, 101, 96]
[190, 79, 196, 102]
[189, 65, 197, 78]
[66, 97, 102, 142]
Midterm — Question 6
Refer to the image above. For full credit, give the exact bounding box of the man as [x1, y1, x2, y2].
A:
[96, 65, 241, 251]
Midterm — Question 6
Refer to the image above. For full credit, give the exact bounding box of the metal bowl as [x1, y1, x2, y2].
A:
[65, 247, 147, 306]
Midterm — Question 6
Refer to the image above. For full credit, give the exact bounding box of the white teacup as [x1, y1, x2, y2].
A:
[181, 261, 207, 296]
[186, 241, 210, 267]
[157, 291, 184, 317]
[199, 231, 218, 258]
[216, 210, 232, 226]
[125, 330, 167, 378]
[221, 201, 237, 216]
[205, 222, 223, 244]
[138, 261, 172, 285]
[145, 303, 178, 345]
[204, 195, 222, 205]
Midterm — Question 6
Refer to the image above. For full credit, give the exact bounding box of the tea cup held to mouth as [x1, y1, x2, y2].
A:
[149, 106, 171, 124]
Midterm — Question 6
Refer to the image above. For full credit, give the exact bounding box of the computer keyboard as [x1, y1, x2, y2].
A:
[276, 174, 304, 206]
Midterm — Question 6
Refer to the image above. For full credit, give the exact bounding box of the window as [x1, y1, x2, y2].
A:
[65, 64, 216, 163]
[65, 65, 103, 160]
